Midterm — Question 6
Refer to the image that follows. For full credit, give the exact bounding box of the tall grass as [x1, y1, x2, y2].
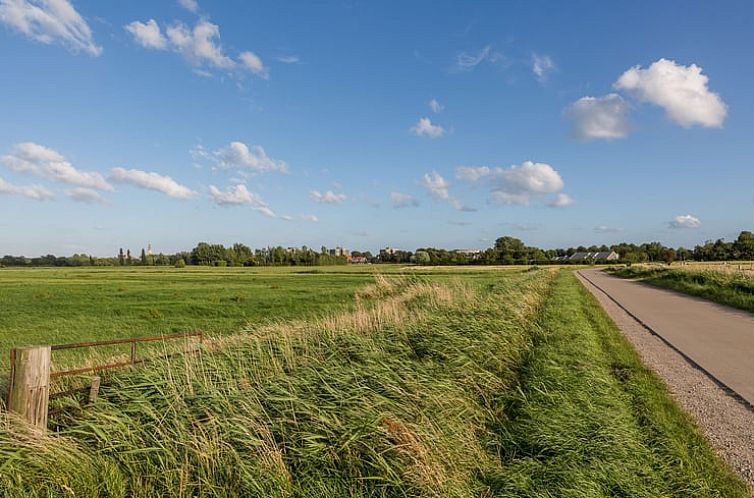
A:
[0, 271, 553, 496]
[0, 270, 746, 496]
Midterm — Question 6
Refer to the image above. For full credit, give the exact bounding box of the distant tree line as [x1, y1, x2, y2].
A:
[0, 243, 349, 267]
[2, 231, 753, 267]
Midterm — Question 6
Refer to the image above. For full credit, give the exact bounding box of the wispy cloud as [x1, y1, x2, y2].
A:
[0, 0, 101, 55]
[208, 184, 280, 219]
[214, 141, 288, 173]
[239, 50, 268, 79]
[452, 45, 502, 72]
[310, 190, 346, 204]
[531, 53, 555, 82]
[275, 54, 300, 64]
[420, 171, 472, 211]
[125, 19, 166, 50]
[110, 167, 195, 199]
[428, 98, 444, 113]
[593, 225, 623, 233]
[0, 176, 54, 200]
[1, 142, 112, 191]
[125, 18, 268, 78]
[177, 0, 199, 13]
[410, 117, 445, 138]
[67, 187, 106, 204]
[390, 192, 419, 208]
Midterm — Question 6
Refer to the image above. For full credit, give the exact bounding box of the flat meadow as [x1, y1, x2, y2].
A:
[0, 266, 748, 497]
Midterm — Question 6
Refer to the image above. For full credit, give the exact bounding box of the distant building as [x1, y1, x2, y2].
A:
[454, 249, 483, 260]
[554, 251, 620, 263]
[382, 247, 400, 255]
[348, 256, 369, 264]
[329, 247, 350, 257]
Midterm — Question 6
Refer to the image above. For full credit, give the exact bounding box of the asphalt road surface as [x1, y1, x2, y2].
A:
[578, 268, 754, 406]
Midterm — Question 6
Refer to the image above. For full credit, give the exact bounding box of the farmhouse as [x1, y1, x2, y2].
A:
[454, 249, 483, 260]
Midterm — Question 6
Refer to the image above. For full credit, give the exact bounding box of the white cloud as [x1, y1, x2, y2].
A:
[532, 53, 555, 82]
[125, 19, 166, 50]
[166, 20, 234, 69]
[420, 171, 470, 211]
[67, 187, 105, 204]
[428, 98, 443, 113]
[110, 167, 195, 199]
[453, 45, 502, 71]
[1, 141, 63, 173]
[215, 141, 287, 173]
[257, 206, 277, 218]
[0, 176, 54, 200]
[0, 0, 101, 55]
[126, 19, 268, 78]
[208, 184, 265, 207]
[390, 191, 419, 208]
[301, 214, 319, 222]
[615, 58, 727, 128]
[456, 161, 570, 207]
[310, 190, 346, 204]
[410, 117, 445, 138]
[1, 142, 112, 190]
[177, 0, 198, 13]
[593, 225, 622, 233]
[45, 159, 112, 190]
[564, 94, 630, 141]
[208, 184, 281, 219]
[548, 193, 574, 208]
[669, 214, 701, 229]
[455, 166, 491, 183]
[275, 54, 300, 64]
[239, 50, 268, 79]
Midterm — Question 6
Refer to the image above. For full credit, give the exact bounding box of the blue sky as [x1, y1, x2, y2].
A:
[1, 0, 753, 256]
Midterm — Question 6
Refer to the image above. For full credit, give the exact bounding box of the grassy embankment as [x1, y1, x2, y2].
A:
[609, 266, 754, 313]
[0, 269, 747, 496]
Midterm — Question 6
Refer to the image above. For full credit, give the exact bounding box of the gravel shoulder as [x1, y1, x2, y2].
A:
[577, 270, 754, 491]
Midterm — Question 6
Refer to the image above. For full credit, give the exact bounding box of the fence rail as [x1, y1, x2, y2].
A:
[6, 331, 203, 432]
[48, 331, 203, 379]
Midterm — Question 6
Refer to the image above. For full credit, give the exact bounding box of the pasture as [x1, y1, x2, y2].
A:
[0, 266, 382, 372]
[0, 266, 748, 497]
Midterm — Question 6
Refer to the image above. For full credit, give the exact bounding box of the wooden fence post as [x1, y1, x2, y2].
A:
[88, 376, 101, 405]
[8, 346, 51, 432]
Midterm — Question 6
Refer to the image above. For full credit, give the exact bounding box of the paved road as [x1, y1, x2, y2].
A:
[578, 269, 754, 406]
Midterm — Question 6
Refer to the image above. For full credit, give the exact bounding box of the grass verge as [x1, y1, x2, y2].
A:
[608, 266, 754, 314]
[491, 271, 748, 497]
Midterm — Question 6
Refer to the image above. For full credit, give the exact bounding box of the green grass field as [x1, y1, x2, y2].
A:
[0, 266, 385, 374]
[0, 267, 747, 497]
